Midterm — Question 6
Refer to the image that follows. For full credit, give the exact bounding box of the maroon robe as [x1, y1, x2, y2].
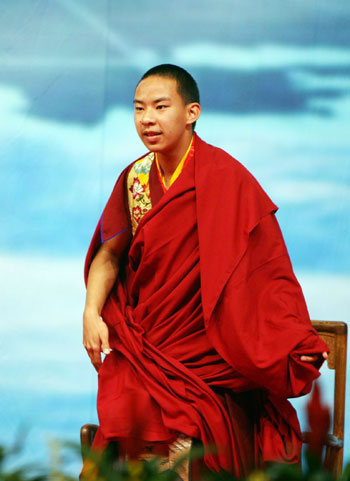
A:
[85, 134, 328, 476]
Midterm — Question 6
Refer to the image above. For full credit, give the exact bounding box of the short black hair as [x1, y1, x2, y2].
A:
[139, 64, 200, 129]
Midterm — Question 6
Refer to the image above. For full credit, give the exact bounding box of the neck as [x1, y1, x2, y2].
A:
[157, 132, 193, 179]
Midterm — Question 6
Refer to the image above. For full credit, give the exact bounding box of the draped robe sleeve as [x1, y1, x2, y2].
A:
[195, 138, 327, 398]
[84, 164, 132, 281]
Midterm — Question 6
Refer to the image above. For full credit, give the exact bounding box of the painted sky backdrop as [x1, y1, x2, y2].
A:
[0, 0, 349, 475]
[1, 0, 349, 270]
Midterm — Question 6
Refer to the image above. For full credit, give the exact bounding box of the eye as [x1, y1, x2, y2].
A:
[156, 105, 167, 110]
[134, 105, 144, 111]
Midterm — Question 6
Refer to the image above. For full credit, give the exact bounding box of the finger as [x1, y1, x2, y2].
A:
[101, 341, 111, 355]
[300, 355, 318, 362]
[85, 346, 95, 361]
[92, 361, 102, 372]
[91, 347, 102, 367]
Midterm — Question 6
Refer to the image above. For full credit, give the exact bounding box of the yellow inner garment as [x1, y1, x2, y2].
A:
[155, 136, 193, 189]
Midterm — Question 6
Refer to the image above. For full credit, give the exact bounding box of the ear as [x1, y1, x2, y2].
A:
[186, 102, 201, 126]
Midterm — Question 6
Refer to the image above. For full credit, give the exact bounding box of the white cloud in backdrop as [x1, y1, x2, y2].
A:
[173, 43, 350, 70]
[2, 43, 350, 72]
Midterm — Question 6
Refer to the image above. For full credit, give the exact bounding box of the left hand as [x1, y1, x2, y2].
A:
[300, 351, 328, 363]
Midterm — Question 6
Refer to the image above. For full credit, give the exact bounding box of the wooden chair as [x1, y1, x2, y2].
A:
[80, 423, 98, 461]
[302, 320, 348, 477]
[80, 320, 348, 476]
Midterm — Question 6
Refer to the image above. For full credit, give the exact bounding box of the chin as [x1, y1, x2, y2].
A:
[142, 139, 163, 152]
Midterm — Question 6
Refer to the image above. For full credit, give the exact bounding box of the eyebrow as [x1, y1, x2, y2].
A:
[133, 97, 171, 104]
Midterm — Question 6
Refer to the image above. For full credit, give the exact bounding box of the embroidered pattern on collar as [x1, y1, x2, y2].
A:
[127, 153, 154, 235]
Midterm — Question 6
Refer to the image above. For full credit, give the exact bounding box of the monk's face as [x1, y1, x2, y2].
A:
[133, 75, 199, 156]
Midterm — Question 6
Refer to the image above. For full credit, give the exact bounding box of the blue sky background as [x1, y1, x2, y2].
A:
[0, 0, 349, 475]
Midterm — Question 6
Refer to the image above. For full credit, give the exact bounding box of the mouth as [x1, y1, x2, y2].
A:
[144, 131, 162, 139]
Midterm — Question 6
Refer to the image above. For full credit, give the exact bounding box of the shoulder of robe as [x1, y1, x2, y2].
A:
[195, 135, 275, 211]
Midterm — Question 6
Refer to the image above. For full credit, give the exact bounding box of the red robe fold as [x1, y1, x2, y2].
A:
[84, 134, 328, 476]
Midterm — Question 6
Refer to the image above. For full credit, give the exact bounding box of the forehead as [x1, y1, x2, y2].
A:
[134, 75, 181, 102]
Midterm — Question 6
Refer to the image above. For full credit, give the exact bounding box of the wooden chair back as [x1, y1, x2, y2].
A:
[303, 320, 348, 476]
[81, 423, 98, 461]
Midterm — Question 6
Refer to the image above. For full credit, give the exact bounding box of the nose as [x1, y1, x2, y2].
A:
[140, 107, 155, 125]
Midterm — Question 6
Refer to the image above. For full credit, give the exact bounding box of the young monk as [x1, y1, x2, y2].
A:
[82, 64, 328, 478]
